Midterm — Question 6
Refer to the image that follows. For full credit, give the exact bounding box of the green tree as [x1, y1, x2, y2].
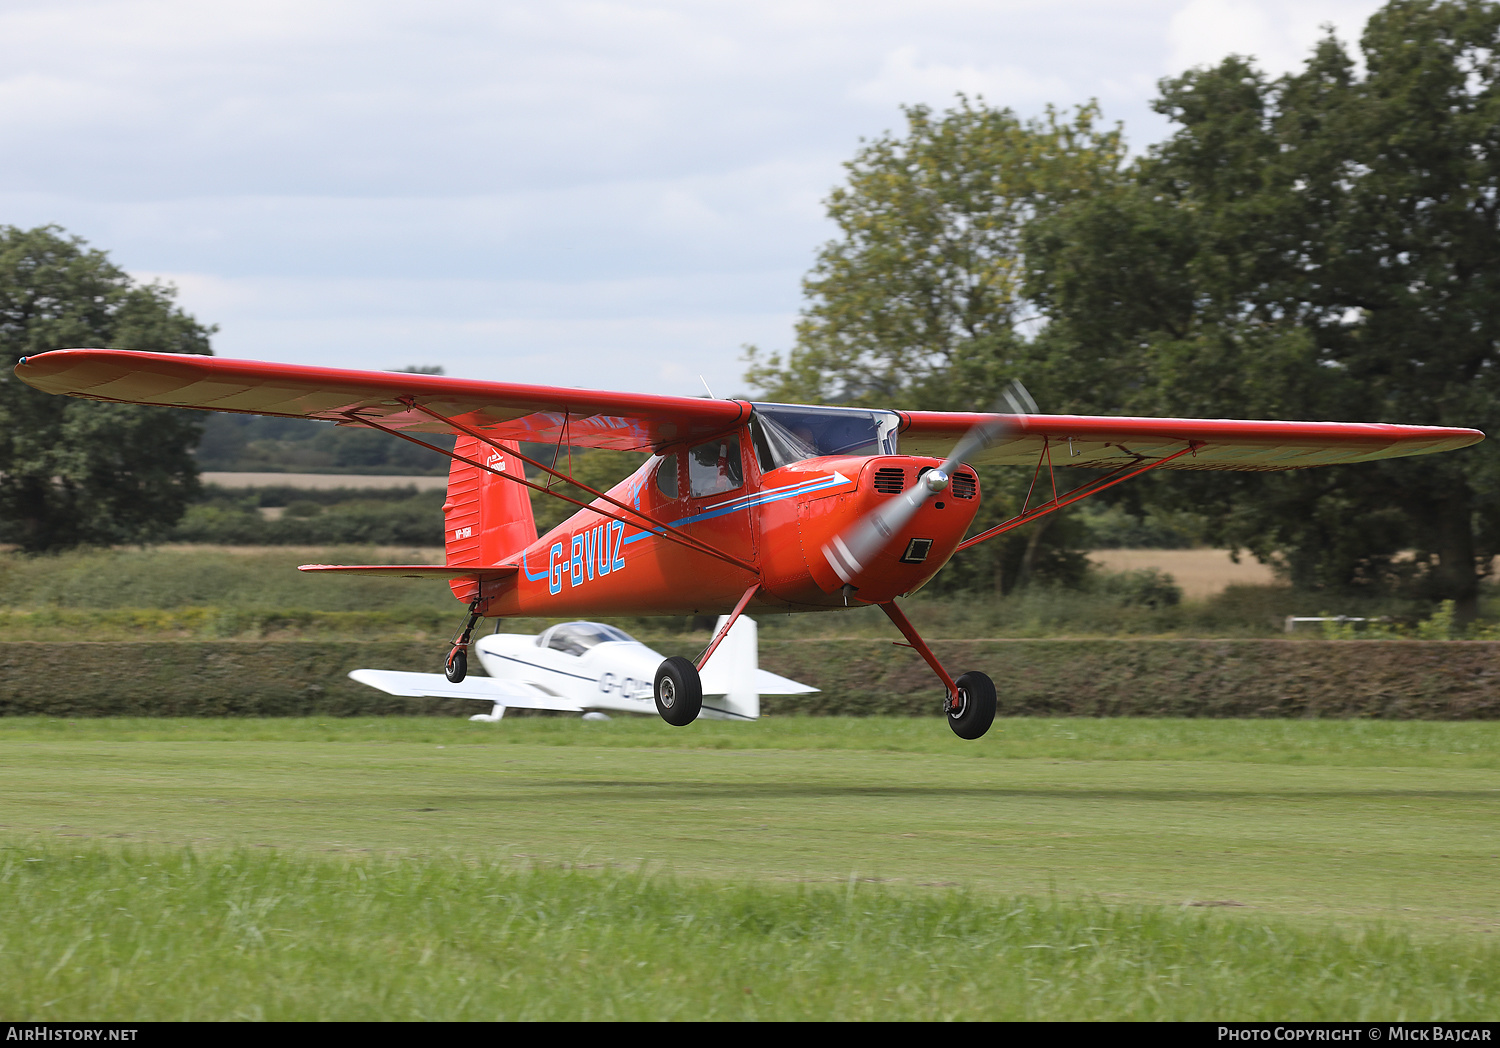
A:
[0, 226, 214, 552]
[527, 448, 650, 538]
[743, 99, 1124, 595]
[1028, 0, 1500, 620]
[745, 98, 1125, 411]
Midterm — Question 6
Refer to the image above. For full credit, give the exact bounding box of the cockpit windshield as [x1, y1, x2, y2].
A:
[540, 622, 637, 656]
[749, 403, 900, 471]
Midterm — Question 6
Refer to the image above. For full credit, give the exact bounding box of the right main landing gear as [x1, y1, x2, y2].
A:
[946, 671, 997, 740]
[879, 600, 998, 741]
[653, 656, 703, 726]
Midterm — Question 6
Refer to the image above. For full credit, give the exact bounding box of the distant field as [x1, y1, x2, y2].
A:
[202, 472, 449, 490]
[1, 716, 1494, 1020]
[1, 544, 1452, 642]
[1087, 548, 1278, 599]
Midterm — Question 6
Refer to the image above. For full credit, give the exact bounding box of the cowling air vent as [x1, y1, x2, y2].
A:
[873, 467, 906, 494]
[951, 469, 977, 499]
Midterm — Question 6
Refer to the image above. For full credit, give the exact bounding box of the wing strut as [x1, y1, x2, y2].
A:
[395, 397, 759, 574]
[397, 398, 738, 559]
[879, 600, 958, 695]
[694, 581, 760, 672]
[340, 410, 759, 575]
[955, 442, 1202, 552]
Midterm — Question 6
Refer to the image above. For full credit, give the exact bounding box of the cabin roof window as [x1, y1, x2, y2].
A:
[749, 403, 900, 470]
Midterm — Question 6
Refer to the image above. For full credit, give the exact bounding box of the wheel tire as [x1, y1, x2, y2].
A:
[654, 656, 703, 726]
[445, 649, 468, 684]
[947, 670, 996, 740]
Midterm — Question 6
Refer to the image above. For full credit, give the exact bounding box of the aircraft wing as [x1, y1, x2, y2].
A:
[14, 349, 749, 452]
[897, 411, 1484, 471]
[349, 669, 588, 712]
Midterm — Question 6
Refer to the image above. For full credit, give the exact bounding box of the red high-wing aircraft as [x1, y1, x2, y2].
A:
[14, 349, 1485, 739]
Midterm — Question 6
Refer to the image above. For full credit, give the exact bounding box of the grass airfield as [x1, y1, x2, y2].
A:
[1, 716, 1496, 1020]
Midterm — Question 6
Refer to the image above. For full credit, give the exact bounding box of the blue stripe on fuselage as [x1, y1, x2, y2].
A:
[521, 547, 551, 581]
[620, 471, 850, 545]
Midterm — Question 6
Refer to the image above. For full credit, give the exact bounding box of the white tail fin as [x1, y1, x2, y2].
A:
[699, 615, 760, 721]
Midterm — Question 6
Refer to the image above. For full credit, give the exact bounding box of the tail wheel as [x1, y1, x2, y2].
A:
[947, 671, 996, 740]
[654, 656, 703, 726]
[445, 649, 468, 684]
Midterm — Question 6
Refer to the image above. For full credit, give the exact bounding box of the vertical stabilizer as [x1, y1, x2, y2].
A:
[699, 615, 760, 721]
[444, 435, 537, 603]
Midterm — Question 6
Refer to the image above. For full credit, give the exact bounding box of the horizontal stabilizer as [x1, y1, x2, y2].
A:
[752, 669, 819, 696]
[349, 669, 587, 712]
[701, 666, 819, 697]
[302, 564, 519, 580]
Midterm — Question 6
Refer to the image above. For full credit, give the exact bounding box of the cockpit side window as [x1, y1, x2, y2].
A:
[654, 451, 680, 500]
[688, 437, 743, 497]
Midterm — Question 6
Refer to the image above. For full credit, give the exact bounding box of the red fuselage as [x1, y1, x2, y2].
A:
[478, 425, 982, 617]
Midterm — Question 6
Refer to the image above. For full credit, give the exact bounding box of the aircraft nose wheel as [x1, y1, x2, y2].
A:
[947, 671, 996, 740]
[654, 656, 703, 726]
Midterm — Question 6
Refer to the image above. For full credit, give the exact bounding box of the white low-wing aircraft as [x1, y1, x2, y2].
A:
[351, 615, 816, 721]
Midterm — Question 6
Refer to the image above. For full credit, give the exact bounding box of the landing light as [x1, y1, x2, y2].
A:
[900, 538, 934, 564]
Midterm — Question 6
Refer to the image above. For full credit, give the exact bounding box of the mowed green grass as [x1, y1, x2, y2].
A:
[1, 717, 1497, 1020]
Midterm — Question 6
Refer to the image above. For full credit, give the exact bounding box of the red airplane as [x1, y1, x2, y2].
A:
[14, 349, 1485, 739]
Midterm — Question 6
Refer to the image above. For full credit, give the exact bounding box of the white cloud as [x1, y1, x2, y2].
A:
[129, 271, 798, 396]
[850, 46, 1072, 111]
[0, 1, 1402, 397]
[1167, 1, 1384, 77]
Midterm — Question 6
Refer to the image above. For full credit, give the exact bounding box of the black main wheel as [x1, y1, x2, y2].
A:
[947, 670, 996, 740]
[654, 656, 703, 726]
[445, 649, 468, 684]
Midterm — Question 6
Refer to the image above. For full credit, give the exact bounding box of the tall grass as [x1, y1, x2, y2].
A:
[3, 845, 1493, 1021]
[1, 547, 1494, 639]
[0, 547, 458, 614]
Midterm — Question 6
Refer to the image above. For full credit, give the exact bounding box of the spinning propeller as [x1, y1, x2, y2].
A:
[822, 381, 1037, 586]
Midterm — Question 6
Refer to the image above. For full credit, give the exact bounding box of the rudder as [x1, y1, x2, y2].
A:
[444, 435, 536, 603]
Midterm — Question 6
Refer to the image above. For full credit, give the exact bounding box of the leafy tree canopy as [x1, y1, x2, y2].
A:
[1028, 0, 1500, 619]
[0, 225, 214, 552]
[744, 98, 1125, 411]
[743, 99, 1125, 594]
[746, 1, 1500, 612]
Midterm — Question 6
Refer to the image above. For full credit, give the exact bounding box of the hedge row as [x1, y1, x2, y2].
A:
[3, 639, 1498, 719]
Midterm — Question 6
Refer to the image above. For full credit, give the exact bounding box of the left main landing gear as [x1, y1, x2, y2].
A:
[946, 671, 996, 740]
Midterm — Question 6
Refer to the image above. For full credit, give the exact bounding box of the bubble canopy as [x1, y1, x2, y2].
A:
[538, 622, 638, 656]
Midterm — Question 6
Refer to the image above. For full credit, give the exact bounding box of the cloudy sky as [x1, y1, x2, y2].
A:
[0, 0, 1387, 397]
